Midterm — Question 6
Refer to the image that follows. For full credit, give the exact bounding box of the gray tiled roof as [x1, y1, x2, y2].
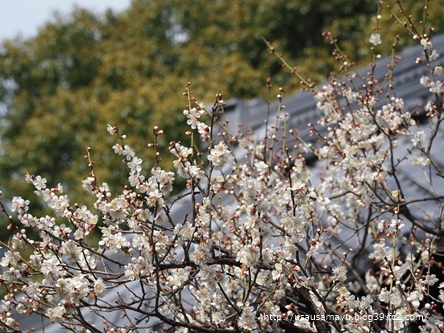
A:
[220, 33, 444, 151]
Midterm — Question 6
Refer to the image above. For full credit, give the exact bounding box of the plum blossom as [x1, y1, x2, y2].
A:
[420, 76, 431, 87]
[369, 242, 391, 260]
[32, 175, 47, 190]
[424, 274, 439, 286]
[207, 142, 230, 169]
[332, 265, 348, 282]
[46, 305, 66, 323]
[107, 124, 118, 135]
[369, 33, 382, 46]
[122, 144, 135, 161]
[82, 176, 96, 193]
[127, 156, 143, 173]
[183, 107, 204, 129]
[94, 278, 106, 296]
[408, 290, 422, 308]
[420, 38, 433, 49]
[411, 130, 425, 147]
[11, 197, 30, 215]
[238, 306, 257, 331]
[429, 80, 442, 93]
[430, 49, 440, 61]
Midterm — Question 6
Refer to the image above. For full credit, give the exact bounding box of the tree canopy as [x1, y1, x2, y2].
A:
[0, 0, 443, 226]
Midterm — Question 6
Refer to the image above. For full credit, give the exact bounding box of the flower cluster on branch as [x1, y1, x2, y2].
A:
[1, 3, 444, 333]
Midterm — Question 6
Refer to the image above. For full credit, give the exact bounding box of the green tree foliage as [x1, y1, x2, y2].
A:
[0, 0, 443, 229]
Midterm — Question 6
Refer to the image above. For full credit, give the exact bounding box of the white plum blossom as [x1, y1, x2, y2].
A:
[122, 144, 135, 161]
[429, 80, 442, 93]
[46, 305, 66, 323]
[127, 157, 143, 173]
[408, 290, 422, 308]
[11, 197, 30, 215]
[369, 33, 382, 46]
[94, 278, 106, 296]
[32, 175, 47, 190]
[183, 107, 204, 129]
[332, 265, 348, 282]
[207, 142, 230, 169]
[107, 124, 114, 135]
[237, 306, 257, 331]
[424, 274, 439, 286]
[430, 49, 440, 61]
[420, 75, 431, 87]
[411, 130, 426, 147]
[82, 176, 96, 193]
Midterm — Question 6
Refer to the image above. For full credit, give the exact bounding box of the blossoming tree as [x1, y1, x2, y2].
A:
[1, 3, 444, 333]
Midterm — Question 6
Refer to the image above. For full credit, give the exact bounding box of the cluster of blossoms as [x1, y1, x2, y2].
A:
[2, 12, 444, 333]
[183, 103, 210, 139]
[207, 142, 230, 169]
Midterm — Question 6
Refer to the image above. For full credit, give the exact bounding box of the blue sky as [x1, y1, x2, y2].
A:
[0, 0, 131, 42]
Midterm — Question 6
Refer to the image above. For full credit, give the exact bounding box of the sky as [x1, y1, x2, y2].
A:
[0, 0, 132, 42]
